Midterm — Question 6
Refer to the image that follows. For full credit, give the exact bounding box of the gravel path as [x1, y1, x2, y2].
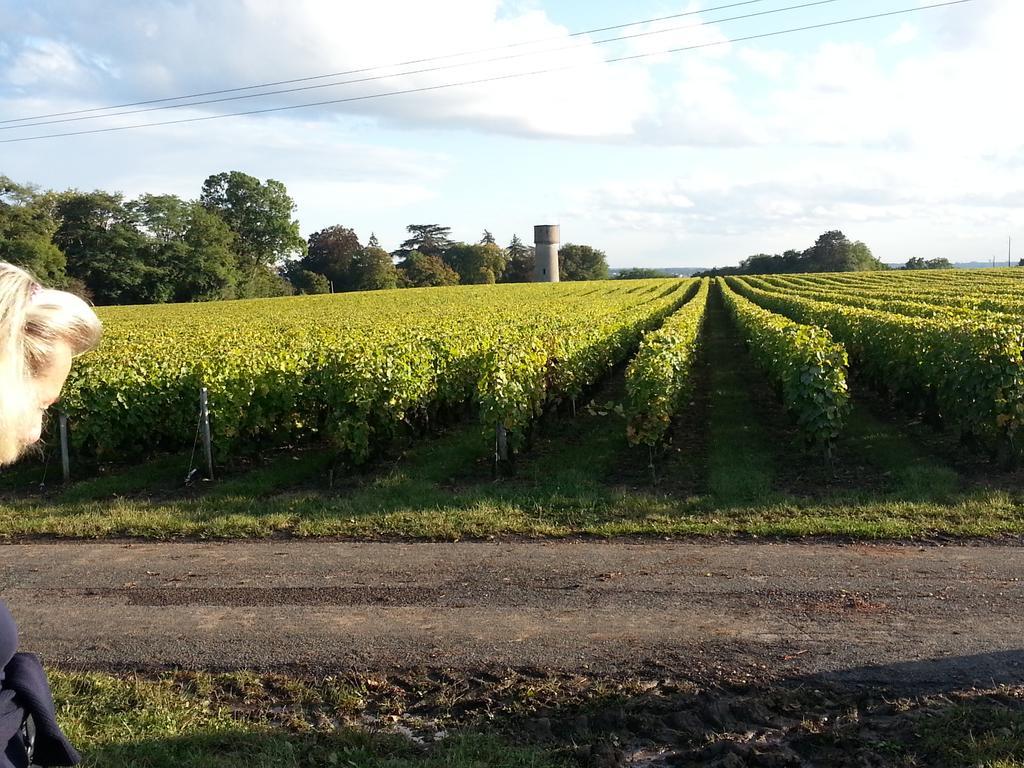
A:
[2, 539, 1021, 688]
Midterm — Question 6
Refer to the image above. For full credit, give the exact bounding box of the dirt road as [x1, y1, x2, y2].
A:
[1, 539, 1021, 688]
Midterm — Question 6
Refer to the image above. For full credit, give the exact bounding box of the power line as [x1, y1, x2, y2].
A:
[0, 0, 975, 145]
[0, 0, 772, 125]
[1, 0, 848, 131]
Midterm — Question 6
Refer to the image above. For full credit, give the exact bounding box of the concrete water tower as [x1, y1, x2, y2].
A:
[534, 224, 560, 282]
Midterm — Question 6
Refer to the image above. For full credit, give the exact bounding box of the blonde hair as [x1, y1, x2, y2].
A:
[0, 262, 103, 465]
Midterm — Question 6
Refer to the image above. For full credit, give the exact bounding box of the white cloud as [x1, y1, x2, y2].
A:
[737, 47, 790, 78]
[885, 23, 919, 47]
[0, 0, 658, 140]
[7, 38, 86, 87]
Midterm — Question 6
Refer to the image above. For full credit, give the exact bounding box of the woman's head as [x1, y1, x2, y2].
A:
[0, 262, 103, 465]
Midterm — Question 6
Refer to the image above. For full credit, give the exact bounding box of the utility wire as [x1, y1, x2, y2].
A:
[0, 0, 975, 145]
[0, 0, 772, 125]
[1, 0, 847, 131]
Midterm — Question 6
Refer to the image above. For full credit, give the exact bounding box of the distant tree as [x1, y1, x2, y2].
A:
[351, 244, 399, 290]
[616, 268, 663, 279]
[399, 224, 452, 259]
[704, 232, 884, 277]
[480, 229, 496, 245]
[559, 243, 610, 281]
[500, 235, 534, 283]
[199, 171, 305, 296]
[903, 256, 953, 270]
[0, 176, 66, 285]
[285, 267, 331, 295]
[444, 242, 507, 284]
[128, 194, 190, 243]
[172, 203, 241, 300]
[53, 190, 159, 304]
[367, 232, 381, 249]
[1018, 258, 1024, 267]
[300, 225, 362, 292]
[804, 230, 883, 272]
[128, 194, 242, 301]
[397, 250, 460, 287]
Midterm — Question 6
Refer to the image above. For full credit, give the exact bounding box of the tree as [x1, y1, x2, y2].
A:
[367, 232, 381, 249]
[128, 194, 190, 243]
[300, 225, 362, 292]
[399, 224, 452, 259]
[127, 195, 242, 301]
[616, 268, 663, 279]
[559, 243, 610, 281]
[500, 235, 534, 283]
[199, 171, 305, 296]
[397, 250, 460, 287]
[903, 256, 952, 270]
[480, 230, 496, 245]
[804, 231, 883, 272]
[0, 176, 67, 285]
[351, 245, 399, 291]
[285, 267, 331, 295]
[172, 203, 242, 301]
[444, 242, 507, 284]
[53, 190, 161, 304]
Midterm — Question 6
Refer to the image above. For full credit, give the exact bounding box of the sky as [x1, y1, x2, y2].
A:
[0, 0, 1020, 269]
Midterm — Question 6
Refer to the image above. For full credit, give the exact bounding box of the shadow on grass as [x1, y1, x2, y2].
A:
[78, 731, 560, 768]
[503, 650, 1024, 768]
[56, 651, 1024, 768]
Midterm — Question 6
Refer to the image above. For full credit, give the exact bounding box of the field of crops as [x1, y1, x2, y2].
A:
[58, 279, 693, 463]
[729, 269, 1024, 460]
[17, 268, 1024, 478]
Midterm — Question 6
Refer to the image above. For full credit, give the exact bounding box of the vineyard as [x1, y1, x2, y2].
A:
[3, 269, 1024, 540]
[56, 279, 694, 463]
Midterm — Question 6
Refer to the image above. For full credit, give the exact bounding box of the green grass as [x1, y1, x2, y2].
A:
[0, 416, 1019, 540]
[0, 289, 1020, 541]
[704, 288, 777, 504]
[50, 670, 565, 768]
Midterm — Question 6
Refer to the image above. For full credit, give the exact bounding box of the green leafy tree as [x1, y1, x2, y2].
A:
[480, 229, 496, 245]
[351, 245, 399, 291]
[199, 171, 305, 296]
[128, 194, 190, 243]
[127, 195, 242, 301]
[904, 256, 953, 270]
[444, 242, 507, 284]
[804, 231, 882, 272]
[559, 243, 610, 281]
[0, 176, 67, 285]
[500, 235, 533, 283]
[397, 250, 460, 287]
[172, 204, 242, 301]
[300, 225, 362, 292]
[285, 266, 331, 294]
[53, 190, 163, 304]
[399, 224, 452, 259]
[617, 268, 663, 279]
[702, 234, 884, 277]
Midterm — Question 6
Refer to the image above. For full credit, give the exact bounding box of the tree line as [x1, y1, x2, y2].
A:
[695, 231, 885, 276]
[0, 171, 611, 305]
